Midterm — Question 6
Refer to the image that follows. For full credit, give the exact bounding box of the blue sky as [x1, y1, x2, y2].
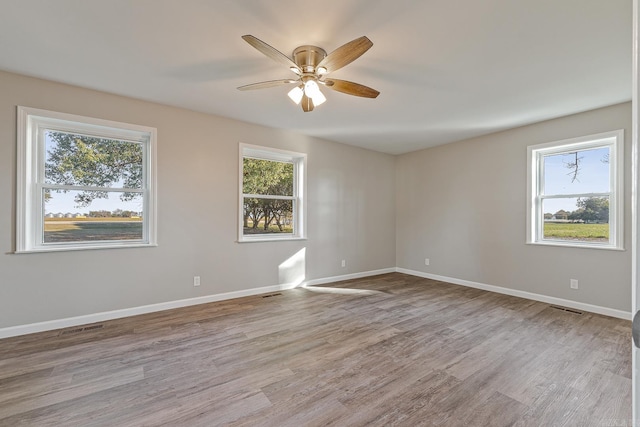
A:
[542, 147, 610, 214]
[45, 190, 143, 215]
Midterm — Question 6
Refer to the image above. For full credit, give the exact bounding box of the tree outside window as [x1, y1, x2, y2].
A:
[16, 107, 157, 252]
[239, 145, 306, 242]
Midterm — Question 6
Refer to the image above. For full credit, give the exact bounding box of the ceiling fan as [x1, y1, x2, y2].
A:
[237, 35, 380, 112]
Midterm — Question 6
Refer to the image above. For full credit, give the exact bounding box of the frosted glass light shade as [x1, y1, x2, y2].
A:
[311, 89, 326, 106]
[287, 86, 304, 104]
[304, 80, 320, 98]
[303, 80, 326, 106]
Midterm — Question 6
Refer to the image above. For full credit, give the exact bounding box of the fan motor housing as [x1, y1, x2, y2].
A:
[293, 45, 327, 73]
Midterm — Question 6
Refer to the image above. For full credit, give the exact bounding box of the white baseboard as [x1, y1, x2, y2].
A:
[0, 267, 396, 339]
[2, 266, 626, 339]
[396, 268, 631, 321]
[303, 268, 396, 287]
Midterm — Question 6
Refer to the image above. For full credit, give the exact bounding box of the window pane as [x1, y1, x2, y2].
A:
[542, 196, 609, 243]
[543, 147, 610, 195]
[242, 198, 294, 235]
[43, 189, 143, 243]
[45, 130, 143, 189]
[242, 158, 293, 196]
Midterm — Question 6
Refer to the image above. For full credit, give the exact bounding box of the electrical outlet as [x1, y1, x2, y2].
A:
[341, 259, 346, 268]
[425, 258, 430, 266]
[570, 279, 578, 290]
[193, 276, 201, 287]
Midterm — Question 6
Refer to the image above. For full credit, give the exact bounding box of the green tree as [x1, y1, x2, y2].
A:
[89, 210, 112, 218]
[569, 197, 609, 223]
[243, 197, 265, 230]
[242, 159, 293, 195]
[242, 159, 293, 232]
[45, 131, 143, 207]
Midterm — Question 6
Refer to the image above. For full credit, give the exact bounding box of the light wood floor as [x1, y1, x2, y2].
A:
[0, 273, 631, 426]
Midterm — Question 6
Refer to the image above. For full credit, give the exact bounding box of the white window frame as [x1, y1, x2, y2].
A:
[16, 106, 157, 253]
[526, 129, 624, 250]
[238, 143, 306, 243]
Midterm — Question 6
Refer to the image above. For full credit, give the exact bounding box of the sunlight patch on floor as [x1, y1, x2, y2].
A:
[302, 286, 385, 296]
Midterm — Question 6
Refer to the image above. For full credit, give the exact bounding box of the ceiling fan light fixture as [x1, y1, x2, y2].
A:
[304, 79, 320, 97]
[303, 79, 326, 106]
[311, 89, 326, 106]
[287, 85, 304, 104]
[238, 35, 379, 112]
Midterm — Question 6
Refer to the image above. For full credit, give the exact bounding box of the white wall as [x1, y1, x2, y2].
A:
[0, 70, 397, 330]
[396, 102, 632, 312]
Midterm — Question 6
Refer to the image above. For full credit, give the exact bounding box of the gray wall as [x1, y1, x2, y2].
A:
[396, 102, 632, 312]
[0, 71, 397, 329]
[0, 69, 631, 331]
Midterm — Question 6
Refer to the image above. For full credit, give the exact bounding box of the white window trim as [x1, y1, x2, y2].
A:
[16, 106, 158, 253]
[238, 143, 306, 243]
[526, 129, 624, 250]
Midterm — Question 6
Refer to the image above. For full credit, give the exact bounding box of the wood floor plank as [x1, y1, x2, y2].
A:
[0, 365, 144, 419]
[0, 273, 631, 426]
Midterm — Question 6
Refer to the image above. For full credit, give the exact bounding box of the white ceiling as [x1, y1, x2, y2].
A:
[0, 0, 632, 154]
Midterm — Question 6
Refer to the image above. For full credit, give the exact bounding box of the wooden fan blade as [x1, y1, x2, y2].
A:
[324, 79, 380, 98]
[316, 36, 373, 73]
[242, 35, 300, 72]
[301, 94, 314, 112]
[237, 79, 299, 91]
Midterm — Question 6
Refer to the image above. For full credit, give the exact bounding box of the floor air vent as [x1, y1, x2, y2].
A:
[59, 324, 104, 336]
[262, 293, 282, 298]
[550, 305, 583, 315]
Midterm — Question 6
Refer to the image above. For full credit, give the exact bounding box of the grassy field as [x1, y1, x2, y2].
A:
[44, 218, 606, 243]
[243, 218, 293, 234]
[243, 225, 293, 235]
[543, 222, 608, 242]
[44, 218, 142, 242]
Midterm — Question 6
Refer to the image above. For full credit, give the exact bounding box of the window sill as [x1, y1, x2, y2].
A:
[237, 236, 307, 243]
[14, 242, 158, 254]
[526, 241, 625, 251]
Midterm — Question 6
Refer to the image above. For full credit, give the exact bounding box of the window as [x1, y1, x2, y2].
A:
[239, 144, 306, 242]
[17, 107, 157, 252]
[526, 130, 623, 249]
